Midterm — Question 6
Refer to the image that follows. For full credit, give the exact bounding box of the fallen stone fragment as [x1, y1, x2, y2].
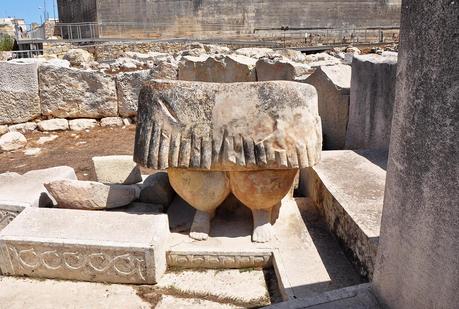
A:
[8, 122, 38, 133]
[0, 166, 77, 209]
[0, 131, 27, 152]
[100, 117, 124, 127]
[38, 119, 69, 131]
[45, 179, 141, 210]
[68, 119, 98, 131]
[272, 49, 306, 63]
[139, 172, 175, 206]
[92, 155, 142, 184]
[37, 135, 58, 145]
[0, 61, 40, 125]
[24, 148, 41, 156]
[122, 118, 133, 126]
[63, 48, 94, 67]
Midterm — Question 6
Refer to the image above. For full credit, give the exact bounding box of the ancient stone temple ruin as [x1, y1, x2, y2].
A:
[0, 0, 457, 308]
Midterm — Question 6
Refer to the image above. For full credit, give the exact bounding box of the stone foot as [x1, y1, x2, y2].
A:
[252, 208, 273, 243]
[190, 210, 214, 241]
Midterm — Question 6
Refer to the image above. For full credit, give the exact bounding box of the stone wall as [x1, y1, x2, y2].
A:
[58, 0, 401, 38]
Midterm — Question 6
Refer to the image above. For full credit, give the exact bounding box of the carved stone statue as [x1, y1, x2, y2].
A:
[134, 80, 322, 242]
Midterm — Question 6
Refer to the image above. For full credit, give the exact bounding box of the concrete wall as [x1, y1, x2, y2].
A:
[58, 0, 401, 38]
[372, 1, 458, 308]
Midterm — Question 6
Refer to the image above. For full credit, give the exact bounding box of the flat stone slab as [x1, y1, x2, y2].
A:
[300, 150, 386, 277]
[167, 196, 362, 300]
[157, 269, 270, 307]
[92, 155, 142, 185]
[0, 208, 169, 284]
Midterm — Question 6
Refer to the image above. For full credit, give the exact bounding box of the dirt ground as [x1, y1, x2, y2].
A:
[0, 125, 152, 180]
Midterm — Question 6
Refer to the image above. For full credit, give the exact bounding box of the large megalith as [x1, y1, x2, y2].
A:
[345, 53, 398, 150]
[372, 1, 458, 309]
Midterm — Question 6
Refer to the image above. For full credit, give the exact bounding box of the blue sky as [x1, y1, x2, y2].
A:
[1, 0, 58, 24]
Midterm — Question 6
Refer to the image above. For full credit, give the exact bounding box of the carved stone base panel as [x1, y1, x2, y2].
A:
[0, 242, 152, 284]
[167, 251, 272, 269]
[0, 209, 20, 232]
[0, 207, 169, 284]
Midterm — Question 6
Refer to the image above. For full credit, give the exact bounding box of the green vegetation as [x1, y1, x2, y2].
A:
[0, 35, 14, 51]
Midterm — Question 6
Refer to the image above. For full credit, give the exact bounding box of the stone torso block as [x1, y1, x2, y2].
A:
[0, 208, 169, 283]
[134, 80, 322, 171]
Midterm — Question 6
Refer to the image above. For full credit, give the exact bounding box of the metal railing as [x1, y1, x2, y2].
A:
[15, 21, 399, 45]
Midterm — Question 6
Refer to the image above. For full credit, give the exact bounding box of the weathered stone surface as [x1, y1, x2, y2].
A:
[0, 62, 40, 125]
[304, 53, 343, 67]
[39, 65, 118, 118]
[0, 276, 151, 308]
[0, 132, 27, 152]
[63, 48, 94, 66]
[178, 54, 257, 82]
[45, 179, 140, 210]
[373, 3, 458, 309]
[92, 155, 142, 184]
[301, 150, 386, 277]
[256, 58, 312, 81]
[134, 80, 322, 171]
[157, 269, 270, 307]
[68, 118, 98, 131]
[7, 122, 37, 133]
[37, 119, 69, 131]
[235, 47, 274, 59]
[0, 166, 77, 212]
[0, 125, 7, 135]
[0, 207, 169, 284]
[273, 49, 306, 63]
[117, 70, 162, 117]
[305, 65, 351, 149]
[345, 53, 397, 150]
[139, 172, 175, 206]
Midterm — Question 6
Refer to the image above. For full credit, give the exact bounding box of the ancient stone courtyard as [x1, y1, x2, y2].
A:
[0, 1, 457, 309]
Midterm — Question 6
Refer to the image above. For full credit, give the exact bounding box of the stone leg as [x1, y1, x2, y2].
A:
[168, 168, 231, 240]
[229, 169, 298, 243]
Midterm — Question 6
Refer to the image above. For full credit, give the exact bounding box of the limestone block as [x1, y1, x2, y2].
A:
[45, 179, 140, 210]
[304, 53, 343, 68]
[0, 62, 40, 125]
[100, 117, 123, 127]
[92, 155, 142, 184]
[0, 166, 77, 225]
[345, 54, 397, 150]
[8, 122, 37, 133]
[116, 70, 155, 117]
[39, 65, 118, 118]
[68, 119, 98, 131]
[139, 172, 175, 206]
[305, 65, 351, 149]
[272, 49, 306, 63]
[38, 119, 69, 131]
[256, 58, 312, 81]
[0, 207, 169, 284]
[63, 49, 94, 66]
[178, 55, 256, 82]
[0, 132, 27, 152]
[134, 80, 322, 171]
[300, 150, 386, 277]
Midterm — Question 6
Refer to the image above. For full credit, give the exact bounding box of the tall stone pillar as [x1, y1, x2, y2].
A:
[373, 1, 458, 308]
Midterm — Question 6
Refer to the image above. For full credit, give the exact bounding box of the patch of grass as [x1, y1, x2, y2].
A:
[0, 35, 14, 51]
